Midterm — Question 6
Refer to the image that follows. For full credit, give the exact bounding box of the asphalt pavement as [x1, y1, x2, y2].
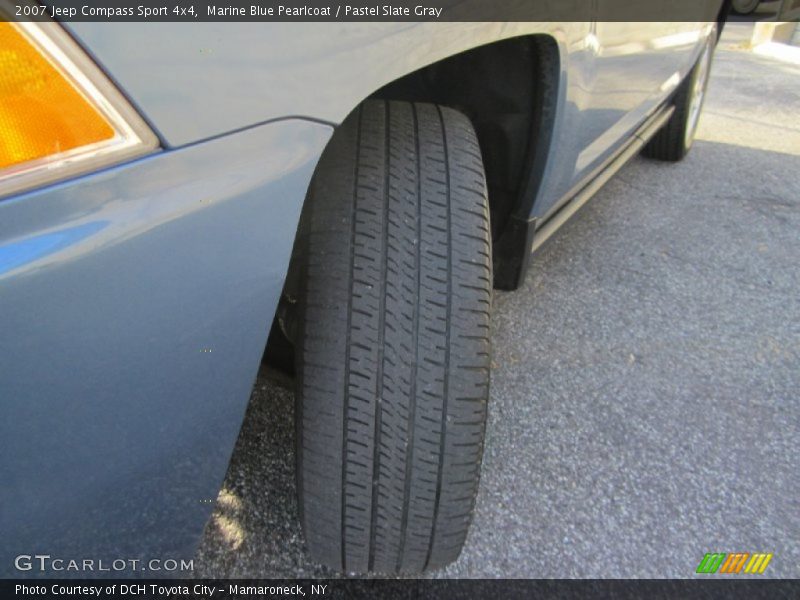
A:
[195, 25, 800, 578]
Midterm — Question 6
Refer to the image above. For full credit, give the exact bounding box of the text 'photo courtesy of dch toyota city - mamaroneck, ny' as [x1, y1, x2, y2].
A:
[1, 0, 799, 598]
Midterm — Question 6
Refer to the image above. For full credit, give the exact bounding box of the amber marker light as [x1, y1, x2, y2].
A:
[0, 15, 158, 198]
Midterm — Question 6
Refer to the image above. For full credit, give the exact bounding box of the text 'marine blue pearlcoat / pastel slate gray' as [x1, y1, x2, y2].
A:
[0, 9, 724, 575]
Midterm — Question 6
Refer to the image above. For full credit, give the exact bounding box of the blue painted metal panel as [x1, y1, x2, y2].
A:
[67, 21, 710, 221]
[0, 119, 332, 576]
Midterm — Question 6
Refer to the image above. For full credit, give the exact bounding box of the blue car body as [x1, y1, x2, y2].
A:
[1, 15, 721, 576]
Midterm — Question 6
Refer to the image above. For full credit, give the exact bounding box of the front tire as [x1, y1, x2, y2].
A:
[293, 100, 492, 574]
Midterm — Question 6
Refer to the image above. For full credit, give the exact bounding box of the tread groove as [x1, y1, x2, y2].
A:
[396, 103, 422, 572]
[367, 100, 390, 572]
[341, 105, 363, 572]
[424, 104, 452, 571]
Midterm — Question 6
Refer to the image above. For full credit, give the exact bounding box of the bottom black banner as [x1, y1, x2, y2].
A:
[3, 579, 799, 600]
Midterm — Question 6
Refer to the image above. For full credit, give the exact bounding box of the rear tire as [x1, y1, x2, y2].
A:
[293, 100, 492, 574]
[642, 27, 716, 162]
[732, 0, 760, 15]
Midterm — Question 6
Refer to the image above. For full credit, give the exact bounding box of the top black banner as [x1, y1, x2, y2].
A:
[3, 0, 800, 22]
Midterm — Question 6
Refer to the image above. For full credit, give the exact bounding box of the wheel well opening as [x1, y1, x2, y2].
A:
[265, 33, 563, 377]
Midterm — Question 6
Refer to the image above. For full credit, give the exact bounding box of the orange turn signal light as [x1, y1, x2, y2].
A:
[0, 21, 115, 170]
[0, 19, 157, 198]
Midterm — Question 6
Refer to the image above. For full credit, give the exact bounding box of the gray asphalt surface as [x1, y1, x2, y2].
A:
[195, 26, 800, 578]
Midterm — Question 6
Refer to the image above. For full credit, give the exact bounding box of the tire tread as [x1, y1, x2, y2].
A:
[295, 99, 491, 574]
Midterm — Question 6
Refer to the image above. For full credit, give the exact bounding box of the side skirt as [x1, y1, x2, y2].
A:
[531, 104, 675, 253]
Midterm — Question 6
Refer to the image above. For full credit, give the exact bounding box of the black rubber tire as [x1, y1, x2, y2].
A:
[293, 100, 492, 574]
[642, 28, 716, 162]
[732, 0, 760, 15]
